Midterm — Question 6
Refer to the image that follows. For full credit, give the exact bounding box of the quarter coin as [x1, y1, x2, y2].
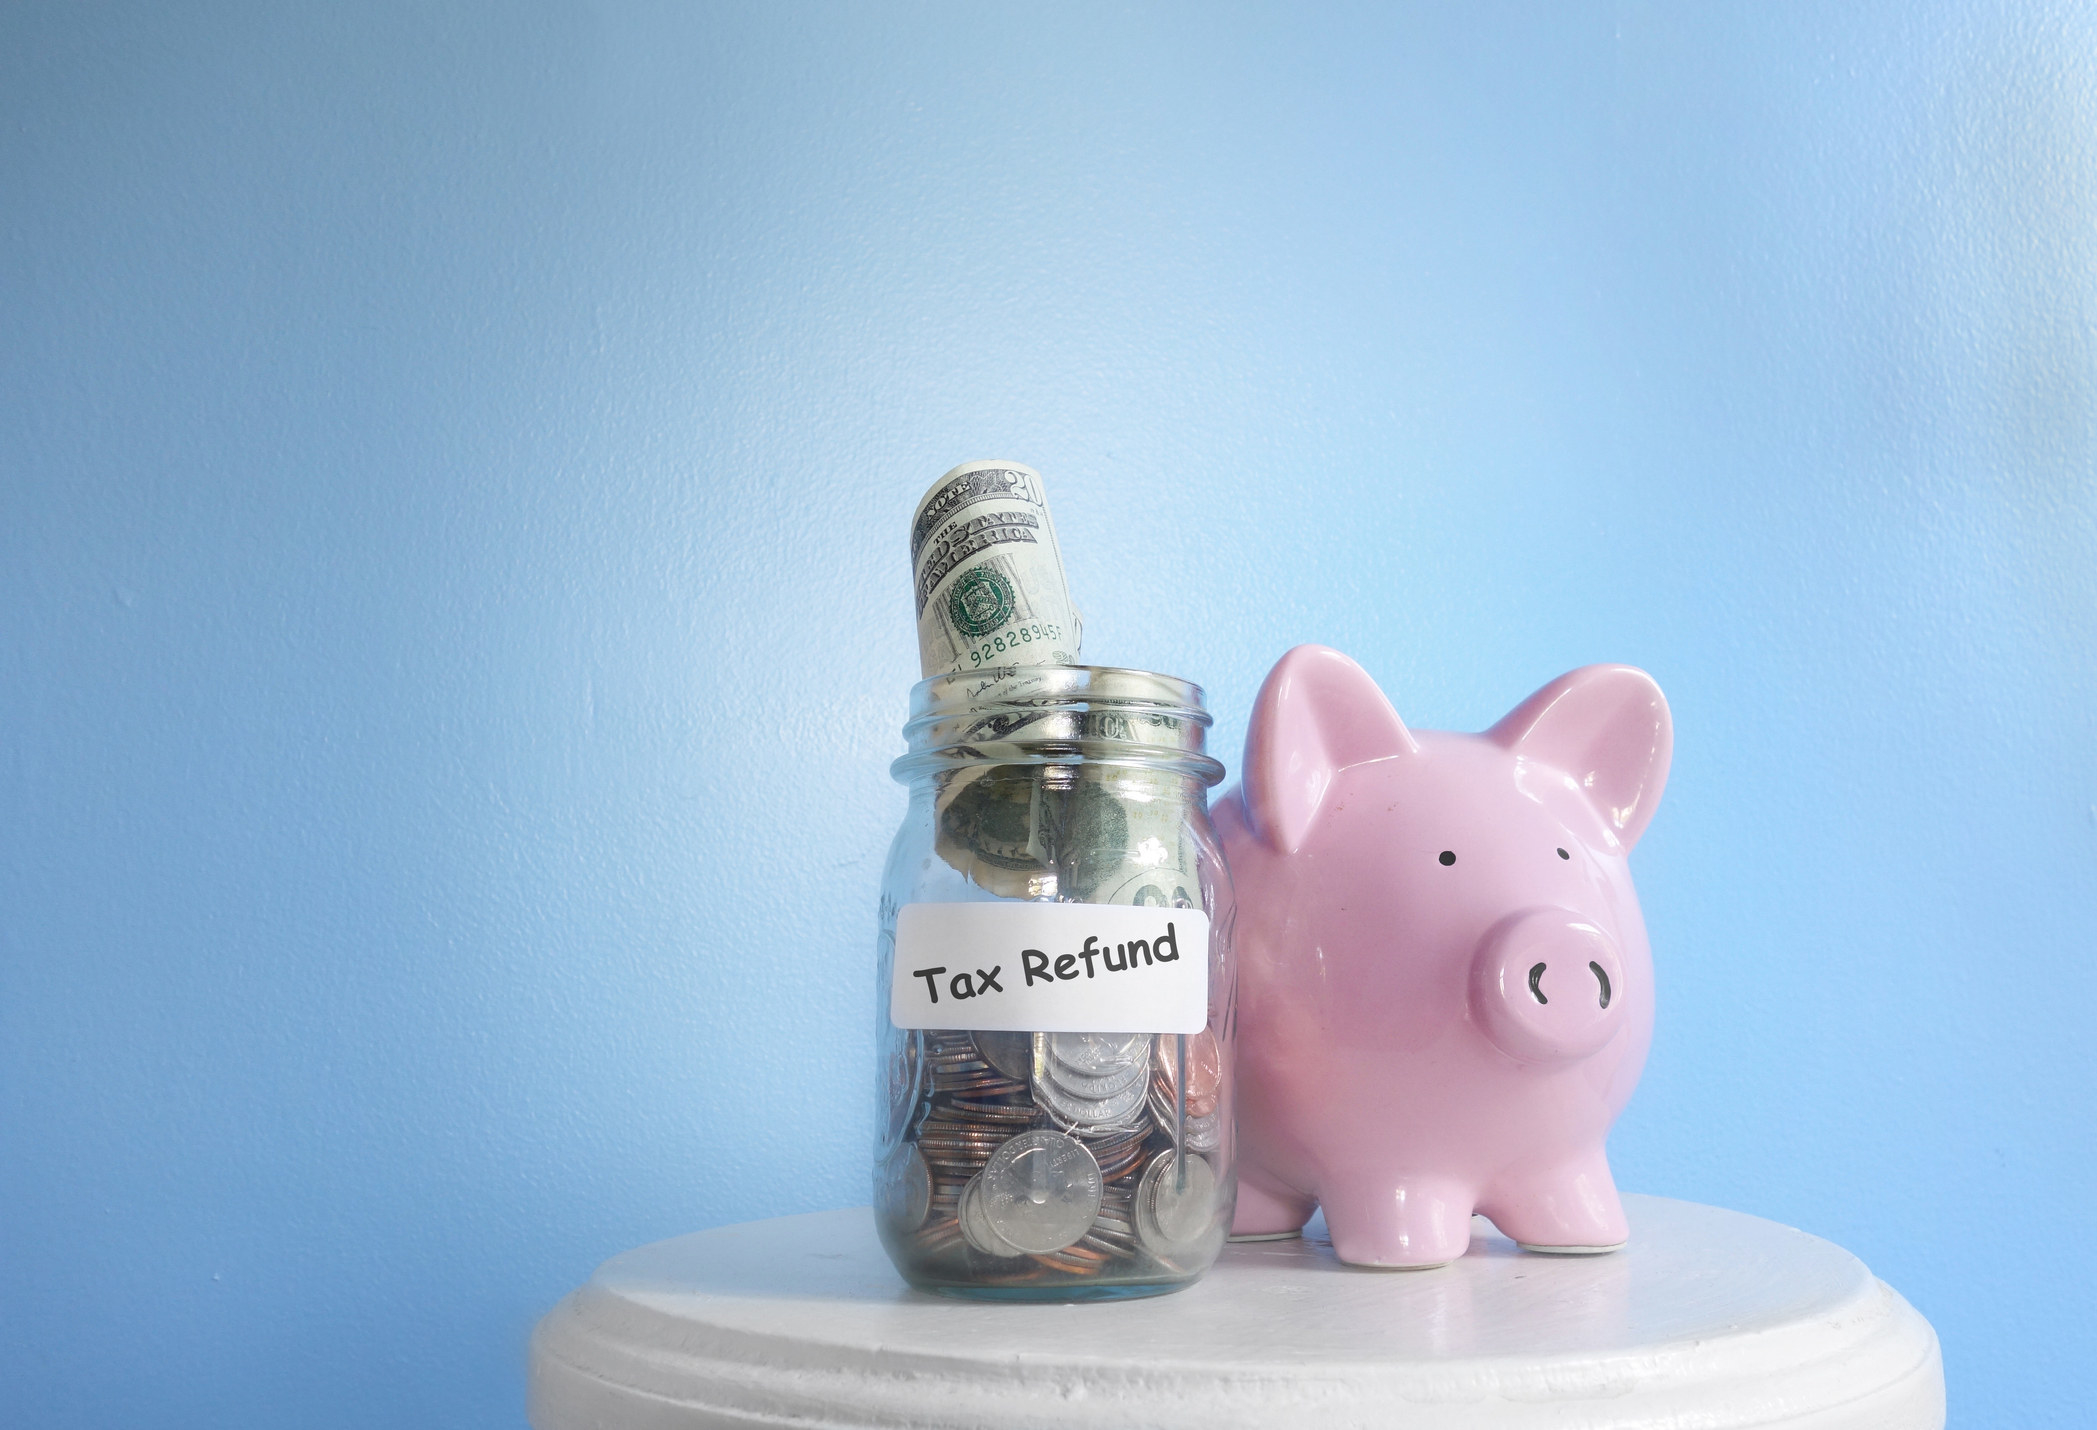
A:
[979, 1129, 1104, 1254]
[1049, 1031, 1152, 1077]
[1035, 1067, 1149, 1128]
[971, 1030, 1036, 1083]
[1135, 1150, 1217, 1253]
[959, 1172, 1028, 1257]
[1044, 1054, 1147, 1100]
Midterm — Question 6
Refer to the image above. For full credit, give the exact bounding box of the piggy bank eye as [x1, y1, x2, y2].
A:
[1557, 847, 1570, 860]
[1438, 850, 1456, 866]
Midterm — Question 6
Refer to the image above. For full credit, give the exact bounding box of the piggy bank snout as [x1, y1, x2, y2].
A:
[1470, 910, 1626, 1065]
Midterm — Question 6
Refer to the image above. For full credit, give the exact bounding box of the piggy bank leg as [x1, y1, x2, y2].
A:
[1481, 1150, 1630, 1254]
[1317, 1176, 1474, 1269]
[1230, 1166, 1317, 1239]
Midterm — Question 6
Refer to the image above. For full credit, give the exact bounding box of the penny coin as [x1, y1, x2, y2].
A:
[972, 1030, 1036, 1083]
[1049, 1031, 1152, 1078]
[979, 1130, 1104, 1254]
[1083, 1125, 1149, 1180]
[1147, 1079, 1223, 1154]
[1135, 1150, 1217, 1252]
[1154, 1029, 1222, 1116]
[875, 1143, 932, 1233]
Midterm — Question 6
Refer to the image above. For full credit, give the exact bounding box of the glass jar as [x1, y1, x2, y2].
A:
[873, 665, 1236, 1300]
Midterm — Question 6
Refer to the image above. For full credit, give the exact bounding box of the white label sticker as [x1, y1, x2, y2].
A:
[891, 902, 1209, 1034]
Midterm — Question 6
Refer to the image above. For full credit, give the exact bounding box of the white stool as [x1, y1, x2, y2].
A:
[530, 1193, 1942, 1428]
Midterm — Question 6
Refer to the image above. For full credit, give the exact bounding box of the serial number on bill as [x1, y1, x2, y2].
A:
[969, 622, 1066, 667]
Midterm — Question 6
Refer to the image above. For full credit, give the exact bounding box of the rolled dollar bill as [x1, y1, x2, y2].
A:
[910, 467, 1201, 907]
[912, 461, 1081, 678]
[913, 461, 1081, 897]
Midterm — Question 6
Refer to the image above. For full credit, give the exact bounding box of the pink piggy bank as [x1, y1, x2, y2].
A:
[1216, 645, 1672, 1268]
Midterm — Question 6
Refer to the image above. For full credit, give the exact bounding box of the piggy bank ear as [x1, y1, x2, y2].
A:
[1489, 665, 1672, 851]
[1243, 645, 1418, 854]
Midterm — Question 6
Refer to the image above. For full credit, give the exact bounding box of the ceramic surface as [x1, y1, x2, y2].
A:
[1217, 645, 1672, 1267]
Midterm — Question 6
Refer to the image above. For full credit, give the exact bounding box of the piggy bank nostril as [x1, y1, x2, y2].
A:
[1527, 962, 1549, 1005]
[1590, 961, 1612, 1009]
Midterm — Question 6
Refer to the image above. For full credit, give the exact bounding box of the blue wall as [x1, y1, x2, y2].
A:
[3, 2, 2090, 1424]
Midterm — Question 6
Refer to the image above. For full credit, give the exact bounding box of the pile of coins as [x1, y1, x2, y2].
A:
[876, 1026, 1227, 1286]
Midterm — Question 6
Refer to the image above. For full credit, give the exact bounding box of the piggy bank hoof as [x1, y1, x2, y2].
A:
[1516, 1239, 1628, 1255]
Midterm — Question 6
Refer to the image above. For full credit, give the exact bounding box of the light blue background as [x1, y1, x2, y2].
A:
[3, 2, 2091, 1424]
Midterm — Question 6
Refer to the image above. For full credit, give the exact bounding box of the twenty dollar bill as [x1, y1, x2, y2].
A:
[912, 461, 1081, 678]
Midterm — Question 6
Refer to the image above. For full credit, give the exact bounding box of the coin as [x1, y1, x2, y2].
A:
[875, 1144, 932, 1233]
[1048, 1031, 1152, 1077]
[1081, 1123, 1150, 1176]
[1148, 1079, 1222, 1153]
[1153, 1029, 1222, 1118]
[915, 1131, 1009, 1171]
[959, 1172, 1028, 1258]
[979, 1129, 1104, 1254]
[1135, 1150, 1217, 1253]
[916, 1128, 1010, 1149]
[1044, 1055, 1148, 1100]
[1091, 1139, 1149, 1182]
[1034, 1066, 1150, 1129]
[972, 1030, 1036, 1083]
[923, 1030, 983, 1063]
[883, 1031, 923, 1142]
[911, 1206, 966, 1257]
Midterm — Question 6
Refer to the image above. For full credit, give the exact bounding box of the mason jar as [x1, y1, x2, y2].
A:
[873, 665, 1236, 1300]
